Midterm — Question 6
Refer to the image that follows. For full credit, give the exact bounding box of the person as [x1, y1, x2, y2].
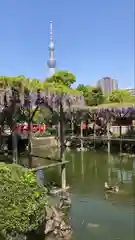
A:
[39, 123, 45, 133]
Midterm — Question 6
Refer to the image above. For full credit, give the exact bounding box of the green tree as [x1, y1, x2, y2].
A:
[33, 108, 52, 123]
[76, 84, 94, 104]
[0, 74, 80, 96]
[76, 84, 87, 93]
[23, 78, 43, 91]
[0, 75, 25, 90]
[0, 76, 10, 88]
[89, 87, 104, 105]
[76, 84, 104, 106]
[109, 89, 135, 103]
[45, 71, 76, 87]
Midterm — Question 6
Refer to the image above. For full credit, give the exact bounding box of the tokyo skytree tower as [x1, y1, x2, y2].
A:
[47, 21, 56, 76]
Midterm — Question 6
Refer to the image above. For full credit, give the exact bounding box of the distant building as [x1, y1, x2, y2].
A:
[97, 77, 118, 94]
[127, 88, 135, 96]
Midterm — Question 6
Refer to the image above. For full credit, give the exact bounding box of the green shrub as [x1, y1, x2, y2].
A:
[34, 131, 51, 137]
[46, 127, 57, 136]
[0, 163, 48, 239]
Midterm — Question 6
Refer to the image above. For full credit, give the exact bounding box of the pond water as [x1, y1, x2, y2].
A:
[23, 149, 135, 240]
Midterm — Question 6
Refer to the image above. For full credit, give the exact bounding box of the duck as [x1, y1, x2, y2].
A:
[104, 182, 119, 193]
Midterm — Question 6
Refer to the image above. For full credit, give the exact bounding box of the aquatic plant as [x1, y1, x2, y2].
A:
[0, 163, 48, 239]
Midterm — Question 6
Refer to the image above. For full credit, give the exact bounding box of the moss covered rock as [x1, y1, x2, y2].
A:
[0, 163, 48, 239]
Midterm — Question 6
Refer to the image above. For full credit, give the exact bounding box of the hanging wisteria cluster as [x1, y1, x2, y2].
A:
[0, 87, 85, 111]
[1, 86, 135, 126]
[89, 106, 135, 119]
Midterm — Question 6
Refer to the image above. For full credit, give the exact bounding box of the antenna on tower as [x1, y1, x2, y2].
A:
[50, 21, 53, 42]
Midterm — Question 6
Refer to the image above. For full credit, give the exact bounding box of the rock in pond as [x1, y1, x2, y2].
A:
[45, 205, 72, 239]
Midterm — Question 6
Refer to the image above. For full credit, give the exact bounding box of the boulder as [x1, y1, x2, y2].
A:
[45, 219, 54, 235]
[45, 205, 72, 239]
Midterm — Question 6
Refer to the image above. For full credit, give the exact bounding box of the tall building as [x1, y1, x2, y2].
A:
[97, 77, 118, 94]
[47, 21, 56, 76]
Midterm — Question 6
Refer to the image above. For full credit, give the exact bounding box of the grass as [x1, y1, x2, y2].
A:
[70, 102, 135, 111]
[92, 102, 135, 109]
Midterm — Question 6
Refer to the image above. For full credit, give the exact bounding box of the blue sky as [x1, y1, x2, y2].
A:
[0, 0, 134, 88]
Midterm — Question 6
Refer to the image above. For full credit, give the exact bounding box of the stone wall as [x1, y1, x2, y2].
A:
[32, 136, 58, 147]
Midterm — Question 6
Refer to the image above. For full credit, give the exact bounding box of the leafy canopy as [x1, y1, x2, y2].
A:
[45, 71, 76, 87]
[76, 84, 104, 106]
[108, 89, 135, 103]
[0, 72, 80, 95]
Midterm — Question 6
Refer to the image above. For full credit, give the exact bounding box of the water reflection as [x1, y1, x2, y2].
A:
[66, 151, 134, 240]
[20, 149, 135, 240]
[71, 153, 75, 173]
[66, 151, 134, 195]
[107, 154, 134, 184]
[81, 151, 84, 180]
[133, 159, 135, 170]
[36, 169, 45, 185]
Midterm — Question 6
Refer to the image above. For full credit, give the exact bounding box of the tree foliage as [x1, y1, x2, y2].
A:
[0, 73, 80, 95]
[89, 87, 105, 105]
[76, 84, 104, 106]
[43, 81, 80, 95]
[0, 163, 48, 239]
[45, 71, 76, 87]
[108, 89, 135, 103]
[33, 108, 53, 123]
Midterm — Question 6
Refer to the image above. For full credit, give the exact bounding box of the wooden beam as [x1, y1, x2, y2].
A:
[67, 135, 135, 142]
[30, 154, 60, 162]
[31, 160, 69, 172]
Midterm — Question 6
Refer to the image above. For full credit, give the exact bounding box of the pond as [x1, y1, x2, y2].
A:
[22, 149, 135, 240]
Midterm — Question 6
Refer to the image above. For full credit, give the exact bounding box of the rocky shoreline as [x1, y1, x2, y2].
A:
[44, 190, 72, 239]
[45, 205, 72, 239]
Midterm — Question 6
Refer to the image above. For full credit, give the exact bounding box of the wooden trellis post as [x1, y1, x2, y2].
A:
[71, 110, 74, 136]
[80, 120, 84, 150]
[28, 107, 32, 168]
[12, 129, 18, 164]
[24, 88, 32, 168]
[119, 125, 122, 153]
[107, 116, 111, 153]
[12, 89, 19, 164]
[59, 97, 66, 189]
[93, 113, 96, 149]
